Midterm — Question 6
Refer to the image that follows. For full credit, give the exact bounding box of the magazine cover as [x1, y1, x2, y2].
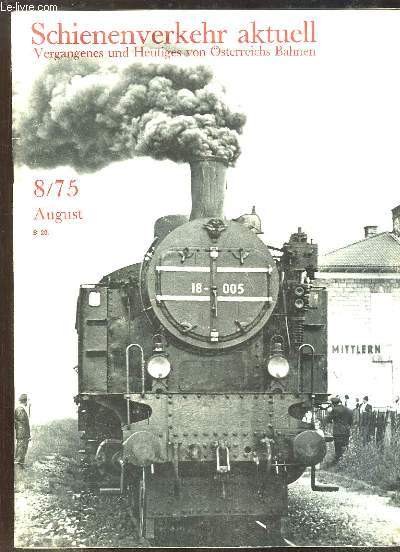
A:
[11, 7, 400, 548]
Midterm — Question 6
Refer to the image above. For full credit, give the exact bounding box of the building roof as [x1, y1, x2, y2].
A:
[319, 232, 400, 273]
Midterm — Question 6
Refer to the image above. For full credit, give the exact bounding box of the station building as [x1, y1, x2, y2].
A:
[317, 205, 400, 408]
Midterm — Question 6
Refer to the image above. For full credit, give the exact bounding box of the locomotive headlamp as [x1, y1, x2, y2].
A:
[292, 284, 310, 311]
[147, 355, 171, 379]
[294, 297, 305, 309]
[267, 341, 290, 379]
[294, 285, 305, 297]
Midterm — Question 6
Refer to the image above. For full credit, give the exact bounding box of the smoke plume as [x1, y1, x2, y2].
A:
[14, 60, 246, 172]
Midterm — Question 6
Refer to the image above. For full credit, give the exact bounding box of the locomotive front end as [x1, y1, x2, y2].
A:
[75, 157, 332, 542]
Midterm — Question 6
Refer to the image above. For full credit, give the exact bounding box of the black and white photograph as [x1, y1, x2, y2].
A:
[11, 8, 400, 548]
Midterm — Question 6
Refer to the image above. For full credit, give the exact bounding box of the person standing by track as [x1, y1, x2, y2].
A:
[359, 395, 373, 445]
[14, 394, 31, 468]
[324, 396, 353, 464]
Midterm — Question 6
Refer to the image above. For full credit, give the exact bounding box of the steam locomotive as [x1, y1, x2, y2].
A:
[75, 158, 336, 543]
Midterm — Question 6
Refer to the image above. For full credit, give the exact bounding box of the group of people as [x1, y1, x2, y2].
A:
[324, 395, 372, 464]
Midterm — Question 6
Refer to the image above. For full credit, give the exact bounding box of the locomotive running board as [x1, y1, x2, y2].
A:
[310, 466, 339, 492]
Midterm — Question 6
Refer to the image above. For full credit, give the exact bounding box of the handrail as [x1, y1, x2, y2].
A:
[298, 343, 316, 427]
[125, 343, 145, 428]
[297, 343, 315, 395]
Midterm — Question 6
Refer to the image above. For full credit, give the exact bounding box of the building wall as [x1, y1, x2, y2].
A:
[315, 273, 400, 408]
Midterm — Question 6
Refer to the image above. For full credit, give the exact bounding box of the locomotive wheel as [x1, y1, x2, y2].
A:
[80, 438, 101, 486]
[94, 449, 107, 477]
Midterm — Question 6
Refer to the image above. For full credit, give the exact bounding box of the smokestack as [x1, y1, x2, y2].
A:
[364, 225, 378, 238]
[189, 158, 227, 220]
[392, 205, 400, 236]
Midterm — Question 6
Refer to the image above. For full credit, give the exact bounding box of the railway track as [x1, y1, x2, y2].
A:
[117, 465, 295, 547]
[124, 496, 298, 548]
[15, 429, 400, 548]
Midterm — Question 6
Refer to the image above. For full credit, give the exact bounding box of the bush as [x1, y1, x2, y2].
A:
[29, 418, 80, 463]
[335, 427, 400, 491]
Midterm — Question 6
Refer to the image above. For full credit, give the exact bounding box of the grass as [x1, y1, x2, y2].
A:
[16, 419, 85, 498]
[390, 492, 400, 506]
[331, 427, 400, 493]
[28, 418, 80, 463]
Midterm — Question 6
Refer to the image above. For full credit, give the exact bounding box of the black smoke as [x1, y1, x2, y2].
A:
[14, 60, 246, 172]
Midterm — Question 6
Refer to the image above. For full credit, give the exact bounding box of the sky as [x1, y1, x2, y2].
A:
[12, 10, 400, 422]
